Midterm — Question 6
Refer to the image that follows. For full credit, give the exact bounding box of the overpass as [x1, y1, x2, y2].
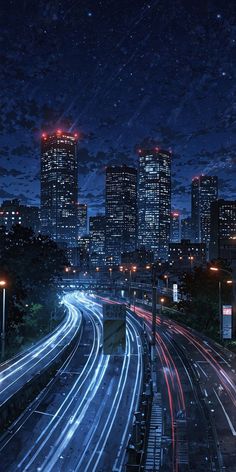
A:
[60, 278, 155, 293]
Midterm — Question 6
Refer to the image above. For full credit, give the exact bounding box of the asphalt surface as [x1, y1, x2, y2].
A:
[0, 293, 143, 472]
[133, 303, 236, 472]
[0, 297, 81, 409]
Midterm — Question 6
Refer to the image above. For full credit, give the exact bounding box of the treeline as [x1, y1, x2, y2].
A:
[0, 225, 68, 356]
[169, 263, 233, 343]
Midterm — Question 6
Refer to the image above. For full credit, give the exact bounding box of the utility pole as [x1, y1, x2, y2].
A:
[151, 264, 157, 346]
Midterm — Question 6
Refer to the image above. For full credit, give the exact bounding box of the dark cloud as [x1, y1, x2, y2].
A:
[0, 0, 235, 212]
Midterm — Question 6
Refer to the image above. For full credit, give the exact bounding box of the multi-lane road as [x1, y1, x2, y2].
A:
[0, 293, 143, 471]
[0, 291, 235, 472]
[131, 302, 236, 472]
[0, 296, 81, 414]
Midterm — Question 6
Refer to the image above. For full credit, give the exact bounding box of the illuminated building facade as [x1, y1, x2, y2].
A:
[191, 175, 218, 245]
[105, 165, 137, 264]
[0, 199, 40, 233]
[40, 130, 78, 250]
[170, 211, 181, 243]
[137, 148, 171, 259]
[168, 239, 207, 272]
[77, 203, 88, 238]
[209, 199, 236, 260]
[89, 215, 106, 267]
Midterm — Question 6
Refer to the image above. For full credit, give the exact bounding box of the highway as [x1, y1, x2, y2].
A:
[0, 297, 82, 411]
[0, 292, 143, 471]
[132, 302, 236, 471]
[98, 295, 236, 472]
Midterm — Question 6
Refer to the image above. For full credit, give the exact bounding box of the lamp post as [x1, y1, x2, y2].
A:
[160, 297, 165, 316]
[0, 280, 6, 360]
[188, 255, 194, 272]
[210, 267, 233, 340]
[129, 266, 137, 308]
[163, 274, 169, 292]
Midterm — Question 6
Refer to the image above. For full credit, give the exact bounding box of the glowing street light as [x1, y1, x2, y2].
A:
[160, 297, 165, 315]
[0, 280, 7, 360]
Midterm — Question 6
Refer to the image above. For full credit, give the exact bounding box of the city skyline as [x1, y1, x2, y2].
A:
[0, 0, 235, 215]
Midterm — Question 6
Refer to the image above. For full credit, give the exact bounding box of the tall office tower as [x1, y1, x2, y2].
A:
[191, 175, 218, 244]
[105, 165, 137, 264]
[77, 203, 88, 238]
[209, 199, 236, 260]
[137, 147, 171, 259]
[89, 215, 106, 267]
[181, 216, 192, 241]
[40, 130, 78, 250]
[170, 211, 181, 243]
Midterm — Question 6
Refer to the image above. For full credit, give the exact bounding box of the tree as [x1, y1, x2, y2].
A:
[0, 225, 68, 348]
[178, 262, 232, 339]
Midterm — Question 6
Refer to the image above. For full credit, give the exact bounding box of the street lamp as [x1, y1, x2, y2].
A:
[160, 297, 165, 315]
[0, 280, 6, 360]
[188, 255, 194, 272]
[127, 265, 137, 307]
[163, 274, 169, 291]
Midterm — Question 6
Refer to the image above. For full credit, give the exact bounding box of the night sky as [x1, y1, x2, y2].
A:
[0, 0, 236, 216]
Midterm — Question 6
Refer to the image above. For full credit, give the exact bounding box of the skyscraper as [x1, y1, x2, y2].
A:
[105, 165, 137, 264]
[77, 203, 88, 238]
[181, 216, 192, 241]
[170, 211, 181, 243]
[209, 199, 236, 260]
[137, 148, 171, 259]
[191, 175, 218, 244]
[89, 215, 106, 267]
[40, 130, 78, 250]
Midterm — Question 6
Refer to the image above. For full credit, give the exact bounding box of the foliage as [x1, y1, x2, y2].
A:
[0, 225, 68, 355]
[174, 262, 233, 341]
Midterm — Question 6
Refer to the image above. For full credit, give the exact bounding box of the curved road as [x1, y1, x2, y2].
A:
[0, 292, 143, 472]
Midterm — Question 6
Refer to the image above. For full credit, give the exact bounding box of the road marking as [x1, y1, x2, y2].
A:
[195, 362, 208, 378]
[34, 411, 55, 417]
[213, 389, 236, 436]
[60, 371, 81, 375]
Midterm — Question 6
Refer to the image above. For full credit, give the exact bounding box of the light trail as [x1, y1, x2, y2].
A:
[77, 311, 143, 472]
[75, 324, 132, 472]
[171, 324, 236, 407]
[19, 297, 103, 471]
[0, 296, 81, 405]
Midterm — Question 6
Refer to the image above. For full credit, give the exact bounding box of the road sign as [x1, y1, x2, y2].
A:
[173, 283, 178, 302]
[222, 305, 232, 340]
[103, 303, 126, 320]
[103, 303, 126, 355]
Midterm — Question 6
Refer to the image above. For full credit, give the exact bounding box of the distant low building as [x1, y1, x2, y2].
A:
[121, 247, 154, 267]
[0, 199, 40, 233]
[218, 237, 236, 264]
[168, 239, 207, 272]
